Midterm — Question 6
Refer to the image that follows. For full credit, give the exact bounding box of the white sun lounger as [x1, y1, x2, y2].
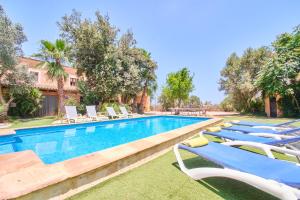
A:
[86, 105, 108, 121]
[174, 140, 300, 200]
[119, 106, 141, 118]
[106, 107, 126, 119]
[65, 106, 80, 124]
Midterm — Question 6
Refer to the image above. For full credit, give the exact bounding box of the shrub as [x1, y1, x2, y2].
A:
[64, 97, 85, 115]
[9, 88, 43, 117]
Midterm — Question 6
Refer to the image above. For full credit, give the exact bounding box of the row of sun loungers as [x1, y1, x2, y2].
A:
[175, 119, 300, 200]
[65, 105, 140, 124]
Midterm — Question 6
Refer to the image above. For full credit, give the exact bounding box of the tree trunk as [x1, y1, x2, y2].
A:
[0, 98, 13, 123]
[138, 81, 148, 114]
[0, 83, 6, 105]
[57, 76, 65, 116]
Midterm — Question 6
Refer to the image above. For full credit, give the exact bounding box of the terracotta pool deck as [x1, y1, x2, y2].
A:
[0, 117, 222, 200]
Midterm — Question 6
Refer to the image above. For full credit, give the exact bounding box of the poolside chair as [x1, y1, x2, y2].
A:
[65, 106, 80, 124]
[86, 105, 108, 121]
[106, 107, 126, 119]
[174, 140, 300, 200]
[224, 125, 300, 138]
[232, 119, 300, 128]
[119, 106, 141, 118]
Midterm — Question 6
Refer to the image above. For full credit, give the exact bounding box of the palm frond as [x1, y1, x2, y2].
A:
[41, 40, 55, 52]
[55, 39, 66, 51]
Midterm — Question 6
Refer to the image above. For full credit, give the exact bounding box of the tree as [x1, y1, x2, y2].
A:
[256, 27, 300, 116]
[58, 10, 120, 103]
[158, 87, 174, 111]
[219, 47, 272, 112]
[58, 10, 157, 109]
[0, 6, 35, 120]
[220, 95, 235, 112]
[162, 67, 194, 109]
[33, 39, 70, 115]
[186, 95, 202, 107]
[135, 49, 157, 113]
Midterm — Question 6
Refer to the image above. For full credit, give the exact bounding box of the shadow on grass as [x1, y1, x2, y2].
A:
[172, 156, 279, 200]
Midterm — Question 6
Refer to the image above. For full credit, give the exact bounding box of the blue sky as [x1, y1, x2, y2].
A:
[2, 0, 300, 103]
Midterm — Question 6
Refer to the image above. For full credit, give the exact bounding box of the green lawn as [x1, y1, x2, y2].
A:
[8, 116, 56, 129]
[68, 116, 300, 200]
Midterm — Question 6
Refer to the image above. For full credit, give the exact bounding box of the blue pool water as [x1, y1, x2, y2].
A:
[0, 116, 208, 164]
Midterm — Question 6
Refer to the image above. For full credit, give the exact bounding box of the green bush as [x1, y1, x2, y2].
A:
[9, 88, 43, 117]
[64, 97, 85, 115]
[99, 103, 131, 114]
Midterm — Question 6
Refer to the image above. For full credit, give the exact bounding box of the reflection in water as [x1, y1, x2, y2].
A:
[64, 129, 76, 137]
[119, 122, 127, 128]
[62, 140, 73, 152]
[105, 124, 115, 129]
[35, 141, 57, 155]
[86, 126, 96, 133]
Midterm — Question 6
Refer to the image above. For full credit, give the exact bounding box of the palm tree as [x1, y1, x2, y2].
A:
[137, 49, 157, 114]
[34, 39, 70, 116]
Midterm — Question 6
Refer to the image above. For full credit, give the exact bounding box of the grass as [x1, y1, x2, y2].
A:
[8, 116, 56, 129]
[67, 115, 300, 200]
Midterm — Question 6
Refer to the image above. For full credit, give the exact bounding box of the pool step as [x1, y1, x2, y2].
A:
[0, 150, 44, 176]
[0, 135, 21, 145]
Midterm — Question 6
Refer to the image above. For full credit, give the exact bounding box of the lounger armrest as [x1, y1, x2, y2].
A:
[249, 133, 295, 140]
[253, 126, 290, 131]
[222, 141, 300, 159]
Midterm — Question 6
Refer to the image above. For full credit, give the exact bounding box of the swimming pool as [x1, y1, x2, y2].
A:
[0, 116, 209, 164]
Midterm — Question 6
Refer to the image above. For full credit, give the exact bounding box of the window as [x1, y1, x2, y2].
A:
[30, 71, 39, 82]
[70, 78, 77, 86]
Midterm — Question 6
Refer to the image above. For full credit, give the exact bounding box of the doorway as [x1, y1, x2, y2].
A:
[269, 97, 277, 117]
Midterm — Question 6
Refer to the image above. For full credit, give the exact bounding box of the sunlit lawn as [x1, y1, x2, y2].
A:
[8, 116, 56, 129]
[67, 115, 299, 200]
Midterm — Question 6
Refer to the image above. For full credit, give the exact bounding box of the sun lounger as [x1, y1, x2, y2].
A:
[65, 106, 80, 124]
[174, 141, 300, 200]
[232, 119, 300, 128]
[86, 105, 108, 121]
[119, 106, 141, 118]
[106, 107, 126, 119]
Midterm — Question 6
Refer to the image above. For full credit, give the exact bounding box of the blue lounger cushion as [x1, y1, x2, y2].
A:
[204, 130, 275, 143]
[224, 126, 300, 135]
[204, 130, 300, 145]
[224, 125, 277, 133]
[179, 142, 300, 188]
[233, 119, 300, 127]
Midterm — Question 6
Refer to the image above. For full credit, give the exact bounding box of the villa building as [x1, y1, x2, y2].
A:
[17, 57, 80, 116]
[14, 57, 150, 116]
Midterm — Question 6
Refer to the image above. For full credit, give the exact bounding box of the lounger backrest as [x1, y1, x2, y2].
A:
[106, 107, 117, 117]
[86, 105, 97, 117]
[65, 106, 78, 119]
[119, 106, 128, 115]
